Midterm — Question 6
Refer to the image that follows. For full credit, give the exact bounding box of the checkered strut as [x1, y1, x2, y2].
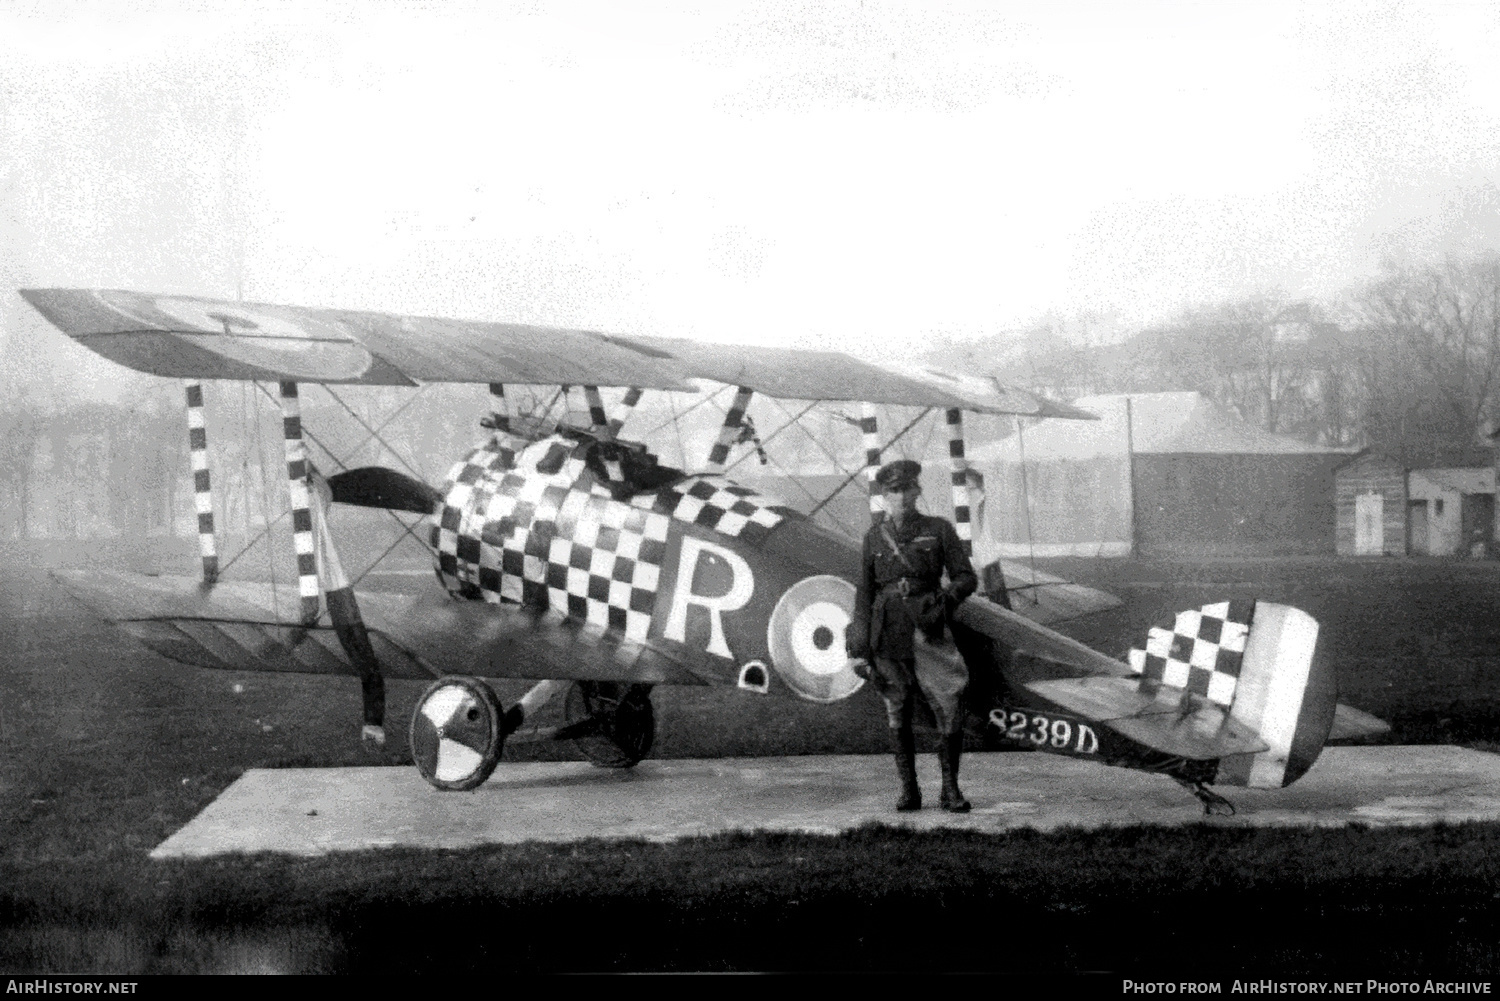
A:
[1127, 600, 1255, 707]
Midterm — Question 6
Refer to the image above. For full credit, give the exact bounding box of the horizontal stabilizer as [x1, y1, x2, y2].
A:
[327, 466, 440, 514]
[954, 595, 1134, 678]
[1026, 676, 1270, 759]
[1329, 703, 1392, 740]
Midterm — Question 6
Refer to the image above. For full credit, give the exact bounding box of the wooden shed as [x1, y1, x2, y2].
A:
[1334, 451, 1407, 555]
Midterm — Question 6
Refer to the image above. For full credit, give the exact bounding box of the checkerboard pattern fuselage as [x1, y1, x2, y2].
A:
[1126, 600, 1256, 707]
[430, 433, 788, 652]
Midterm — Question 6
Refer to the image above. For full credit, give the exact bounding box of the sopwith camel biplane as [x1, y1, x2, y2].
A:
[20, 288, 1389, 812]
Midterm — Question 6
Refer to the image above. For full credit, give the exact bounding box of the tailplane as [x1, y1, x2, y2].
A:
[1127, 600, 1336, 788]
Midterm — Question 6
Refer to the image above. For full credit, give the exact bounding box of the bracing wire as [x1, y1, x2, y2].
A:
[253, 381, 282, 622]
[720, 399, 820, 475]
[322, 384, 428, 482]
[806, 408, 932, 519]
[1015, 415, 1038, 594]
[645, 384, 733, 437]
[763, 397, 852, 477]
[237, 382, 254, 566]
[668, 393, 688, 469]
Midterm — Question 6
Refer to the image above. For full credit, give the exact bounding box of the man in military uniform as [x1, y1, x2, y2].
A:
[847, 459, 978, 812]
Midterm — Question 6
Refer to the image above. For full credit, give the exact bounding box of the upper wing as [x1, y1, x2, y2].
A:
[621, 335, 1095, 418]
[20, 289, 1093, 417]
[19, 289, 697, 390]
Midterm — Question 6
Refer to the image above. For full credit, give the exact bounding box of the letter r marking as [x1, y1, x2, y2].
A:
[664, 536, 754, 658]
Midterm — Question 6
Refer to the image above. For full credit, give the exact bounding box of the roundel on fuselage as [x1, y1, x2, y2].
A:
[766, 575, 865, 703]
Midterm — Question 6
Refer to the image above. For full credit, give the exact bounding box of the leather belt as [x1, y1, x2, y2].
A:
[881, 578, 936, 598]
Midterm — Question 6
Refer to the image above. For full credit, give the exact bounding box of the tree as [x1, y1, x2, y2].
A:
[1132, 295, 1336, 438]
[0, 409, 42, 539]
[1353, 254, 1500, 456]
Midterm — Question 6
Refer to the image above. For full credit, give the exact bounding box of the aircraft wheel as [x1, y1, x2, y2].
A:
[409, 676, 505, 791]
[565, 681, 655, 768]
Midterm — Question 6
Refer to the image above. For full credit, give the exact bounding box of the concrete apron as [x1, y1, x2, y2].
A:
[151, 746, 1500, 859]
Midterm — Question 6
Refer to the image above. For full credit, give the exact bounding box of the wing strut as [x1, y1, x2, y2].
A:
[277, 382, 322, 626]
[607, 387, 644, 436]
[309, 468, 388, 744]
[706, 386, 755, 471]
[184, 381, 219, 584]
[945, 408, 974, 558]
[487, 383, 511, 433]
[860, 401, 882, 524]
[582, 385, 609, 429]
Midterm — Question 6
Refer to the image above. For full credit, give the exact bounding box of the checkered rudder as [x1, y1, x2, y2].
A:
[1127, 600, 1255, 707]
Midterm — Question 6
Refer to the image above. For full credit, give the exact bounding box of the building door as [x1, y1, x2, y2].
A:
[1408, 500, 1429, 555]
[1462, 493, 1494, 556]
[1355, 491, 1384, 555]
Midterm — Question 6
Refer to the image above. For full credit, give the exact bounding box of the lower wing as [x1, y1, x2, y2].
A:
[53, 569, 711, 686]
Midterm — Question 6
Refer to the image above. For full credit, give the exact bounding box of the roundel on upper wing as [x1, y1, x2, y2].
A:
[96, 291, 375, 381]
[766, 575, 865, 703]
[151, 297, 330, 341]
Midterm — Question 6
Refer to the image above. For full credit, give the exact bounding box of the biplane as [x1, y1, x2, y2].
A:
[19, 288, 1388, 813]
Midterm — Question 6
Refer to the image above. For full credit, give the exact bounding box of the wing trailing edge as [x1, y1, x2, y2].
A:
[53, 570, 436, 680]
[953, 595, 1136, 678]
[988, 560, 1123, 626]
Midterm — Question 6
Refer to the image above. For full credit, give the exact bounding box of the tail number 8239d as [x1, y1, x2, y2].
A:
[988, 708, 1099, 756]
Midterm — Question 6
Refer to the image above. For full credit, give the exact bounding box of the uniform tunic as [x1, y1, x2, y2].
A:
[851, 513, 977, 732]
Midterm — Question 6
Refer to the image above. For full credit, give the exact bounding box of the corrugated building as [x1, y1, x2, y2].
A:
[971, 392, 1355, 557]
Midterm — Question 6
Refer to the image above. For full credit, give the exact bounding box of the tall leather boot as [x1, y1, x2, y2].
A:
[938, 731, 971, 813]
[889, 724, 921, 811]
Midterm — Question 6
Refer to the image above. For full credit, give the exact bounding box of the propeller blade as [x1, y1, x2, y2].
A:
[327, 466, 441, 514]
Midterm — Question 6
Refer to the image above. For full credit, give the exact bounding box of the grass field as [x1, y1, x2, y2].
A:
[3, 540, 1500, 974]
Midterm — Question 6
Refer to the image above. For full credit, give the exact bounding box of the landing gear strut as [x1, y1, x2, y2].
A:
[410, 678, 655, 790]
[561, 682, 655, 768]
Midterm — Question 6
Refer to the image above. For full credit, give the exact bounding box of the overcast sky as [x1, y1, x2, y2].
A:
[4, 0, 1500, 402]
